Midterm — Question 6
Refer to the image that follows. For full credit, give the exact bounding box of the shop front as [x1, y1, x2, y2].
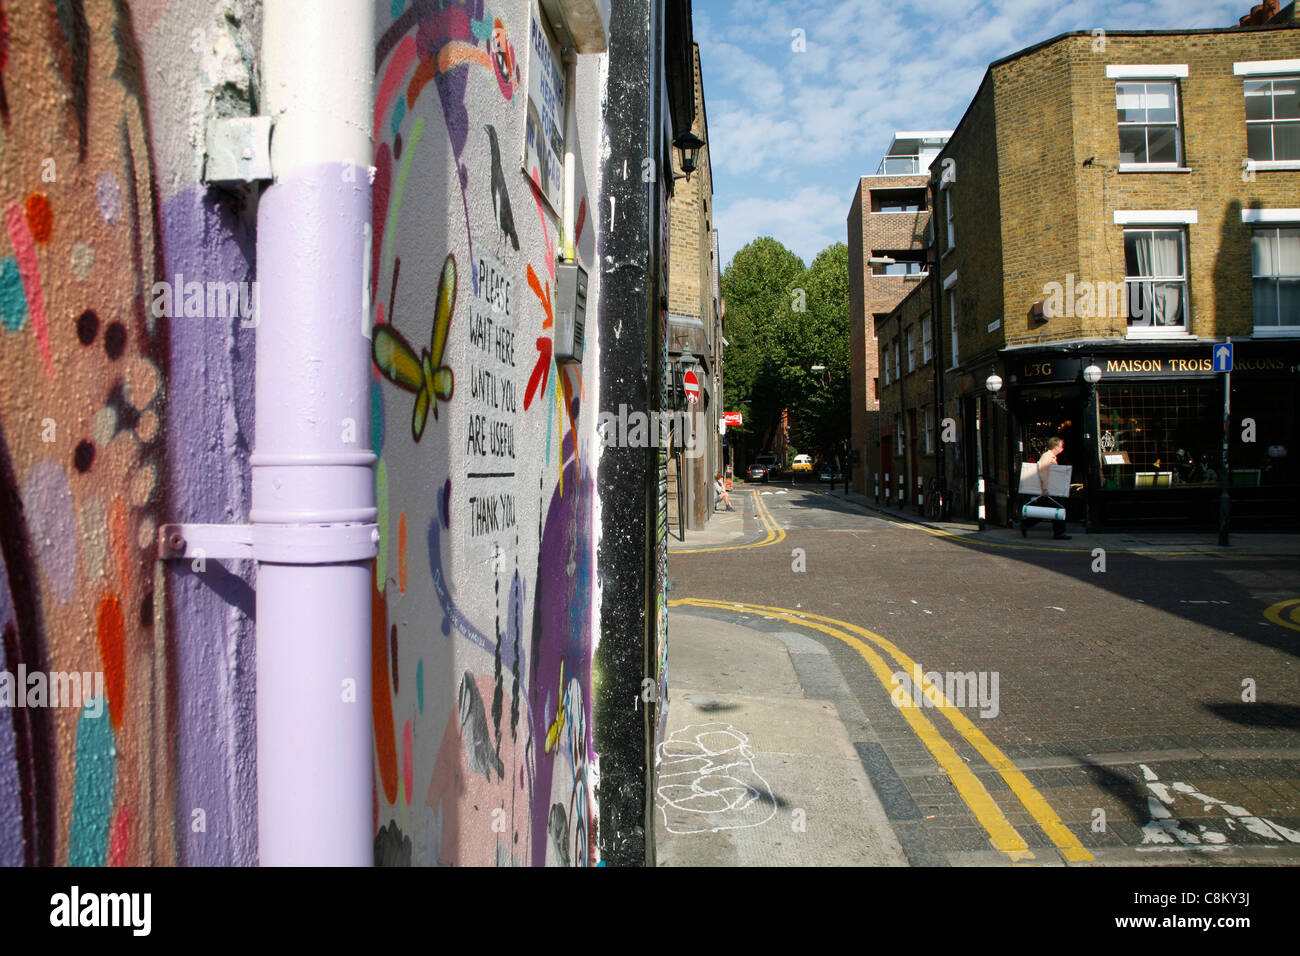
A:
[1001, 342, 1300, 531]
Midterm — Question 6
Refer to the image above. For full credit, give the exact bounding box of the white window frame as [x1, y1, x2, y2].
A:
[906, 326, 916, 373]
[1242, 209, 1300, 223]
[1115, 210, 1198, 225]
[895, 413, 904, 456]
[945, 281, 959, 369]
[942, 180, 955, 251]
[882, 340, 891, 385]
[1122, 226, 1192, 339]
[1250, 223, 1300, 335]
[893, 338, 901, 380]
[1106, 64, 1188, 79]
[923, 405, 934, 455]
[1113, 75, 1185, 170]
[921, 317, 933, 364]
[1241, 74, 1300, 168]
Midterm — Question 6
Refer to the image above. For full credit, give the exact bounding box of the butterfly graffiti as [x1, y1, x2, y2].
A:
[372, 254, 457, 441]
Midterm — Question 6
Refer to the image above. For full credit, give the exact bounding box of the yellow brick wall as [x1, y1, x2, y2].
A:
[942, 27, 1300, 355]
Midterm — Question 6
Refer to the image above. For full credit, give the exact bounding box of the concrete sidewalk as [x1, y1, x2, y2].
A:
[820, 485, 1300, 556]
[667, 487, 768, 551]
[654, 610, 908, 866]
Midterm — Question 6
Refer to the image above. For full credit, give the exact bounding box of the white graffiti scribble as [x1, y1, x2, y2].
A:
[655, 722, 777, 834]
[1137, 763, 1300, 850]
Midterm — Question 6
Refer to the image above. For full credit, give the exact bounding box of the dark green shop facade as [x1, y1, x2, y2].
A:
[973, 340, 1300, 532]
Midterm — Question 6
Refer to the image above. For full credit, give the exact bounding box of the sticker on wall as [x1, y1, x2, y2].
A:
[523, 11, 565, 213]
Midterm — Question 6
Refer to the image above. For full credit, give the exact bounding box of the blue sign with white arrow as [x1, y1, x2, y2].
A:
[1212, 342, 1233, 373]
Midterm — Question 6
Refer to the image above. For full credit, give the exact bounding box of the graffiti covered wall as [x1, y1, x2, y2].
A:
[370, 0, 605, 865]
[0, 0, 260, 865]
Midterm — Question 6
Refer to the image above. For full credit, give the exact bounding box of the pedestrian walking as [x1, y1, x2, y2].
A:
[1021, 436, 1071, 539]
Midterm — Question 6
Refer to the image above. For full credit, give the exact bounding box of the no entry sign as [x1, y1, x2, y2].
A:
[683, 369, 700, 404]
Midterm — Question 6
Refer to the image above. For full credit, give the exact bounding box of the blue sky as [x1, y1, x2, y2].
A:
[693, 0, 1244, 269]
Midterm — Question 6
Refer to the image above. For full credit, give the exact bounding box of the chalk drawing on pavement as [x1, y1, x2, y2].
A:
[655, 722, 777, 834]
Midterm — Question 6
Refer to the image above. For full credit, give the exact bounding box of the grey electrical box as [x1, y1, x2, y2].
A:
[554, 261, 587, 364]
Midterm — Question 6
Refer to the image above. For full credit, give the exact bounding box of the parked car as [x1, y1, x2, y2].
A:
[746, 462, 770, 483]
[753, 452, 780, 478]
[818, 466, 842, 483]
[792, 454, 813, 475]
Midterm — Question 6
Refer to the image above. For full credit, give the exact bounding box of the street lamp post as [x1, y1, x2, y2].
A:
[979, 374, 1004, 532]
[671, 346, 697, 540]
[1083, 362, 1102, 533]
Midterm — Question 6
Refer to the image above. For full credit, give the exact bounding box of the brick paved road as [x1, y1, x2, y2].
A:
[670, 484, 1300, 865]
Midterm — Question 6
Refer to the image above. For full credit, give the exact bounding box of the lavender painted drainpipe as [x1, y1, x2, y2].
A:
[254, 1, 376, 866]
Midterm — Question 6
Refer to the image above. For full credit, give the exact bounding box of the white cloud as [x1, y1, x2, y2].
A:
[694, 0, 1251, 262]
[715, 185, 852, 267]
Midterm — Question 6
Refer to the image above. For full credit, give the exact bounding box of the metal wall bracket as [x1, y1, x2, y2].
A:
[158, 522, 379, 565]
[159, 523, 253, 560]
[203, 116, 274, 186]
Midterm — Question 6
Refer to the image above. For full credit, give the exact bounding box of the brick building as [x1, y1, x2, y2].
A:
[667, 42, 723, 531]
[914, 14, 1300, 531]
[875, 275, 939, 510]
[848, 132, 950, 493]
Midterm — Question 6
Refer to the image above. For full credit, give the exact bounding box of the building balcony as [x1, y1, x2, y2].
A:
[875, 154, 926, 176]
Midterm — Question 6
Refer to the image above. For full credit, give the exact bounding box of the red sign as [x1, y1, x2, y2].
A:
[683, 369, 700, 404]
[722, 411, 743, 426]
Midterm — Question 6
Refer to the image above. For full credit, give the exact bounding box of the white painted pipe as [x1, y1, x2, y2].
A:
[254, 0, 376, 866]
[562, 52, 578, 261]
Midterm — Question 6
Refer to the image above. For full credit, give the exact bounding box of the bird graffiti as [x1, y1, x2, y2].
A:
[484, 124, 519, 251]
[458, 670, 505, 782]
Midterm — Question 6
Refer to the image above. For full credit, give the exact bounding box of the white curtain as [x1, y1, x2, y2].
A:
[1253, 228, 1300, 326]
[1150, 231, 1183, 326]
[1131, 232, 1153, 324]
[1279, 228, 1299, 325]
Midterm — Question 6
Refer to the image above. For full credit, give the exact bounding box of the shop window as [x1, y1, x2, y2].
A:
[1233, 378, 1296, 488]
[1116, 80, 1182, 166]
[1244, 77, 1300, 163]
[1124, 228, 1188, 332]
[1252, 226, 1300, 329]
[1097, 383, 1220, 489]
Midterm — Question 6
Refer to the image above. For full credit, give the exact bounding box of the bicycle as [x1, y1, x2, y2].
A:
[923, 476, 947, 521]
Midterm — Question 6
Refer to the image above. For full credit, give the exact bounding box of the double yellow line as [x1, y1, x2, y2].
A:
[670, 597, 1094, 864]
[1264, 599, 1300, 632]
[672, 490, 786, 554]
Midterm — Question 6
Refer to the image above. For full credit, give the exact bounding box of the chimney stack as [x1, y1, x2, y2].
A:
[1238, 0, 1280, 26]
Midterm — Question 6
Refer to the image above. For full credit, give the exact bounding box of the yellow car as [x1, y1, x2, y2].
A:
[792, 454, 813, 474]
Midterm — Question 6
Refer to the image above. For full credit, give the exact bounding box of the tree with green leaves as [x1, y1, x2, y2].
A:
[720, 238, 850, 465]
